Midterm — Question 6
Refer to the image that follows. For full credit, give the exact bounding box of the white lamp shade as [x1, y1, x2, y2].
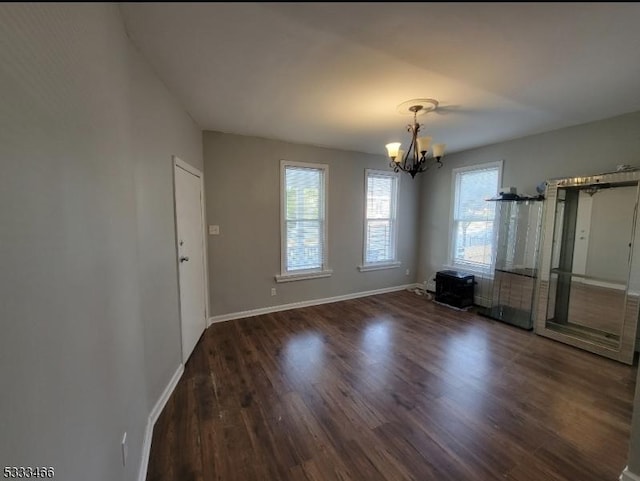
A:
[385, 142, 401, 159]
[395, 149, 405, 163]
[416, 136, 432, 154]
[432, 143, 446, 158]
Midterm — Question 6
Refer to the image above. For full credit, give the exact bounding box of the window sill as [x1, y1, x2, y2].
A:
[275, 269, 333, 283]
[444, 264, 494, 279]
[358, 261, 401, 272]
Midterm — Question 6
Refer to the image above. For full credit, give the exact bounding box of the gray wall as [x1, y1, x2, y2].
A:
[128, 37, 203, 409]
[203, 131, 420, 316]
[417, 111, 640, 301]
[0, 4, 201, 481]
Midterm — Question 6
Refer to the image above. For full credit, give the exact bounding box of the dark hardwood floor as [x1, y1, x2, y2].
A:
[146, 290, 637, 481]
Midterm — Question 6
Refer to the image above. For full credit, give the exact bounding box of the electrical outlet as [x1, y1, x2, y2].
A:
[271, 288, 277, 296]
[405, 269, 410, 276]
[121, 432, 128, 466]
[208, 225, 220, 235]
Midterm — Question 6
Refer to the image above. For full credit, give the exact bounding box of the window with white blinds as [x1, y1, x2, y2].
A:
[278, 161, 330, 281]
[362, 170, 399, 268]
[450, 161, 502, 273]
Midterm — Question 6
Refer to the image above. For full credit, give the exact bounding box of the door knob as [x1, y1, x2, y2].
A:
[180, 256, 190, 263]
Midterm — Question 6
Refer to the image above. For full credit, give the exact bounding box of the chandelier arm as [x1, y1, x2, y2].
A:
[416, 155, 439, 174]
[404, 125, 416, 170]
[415, 161, 429, 174]
[403, 118, 420, 172]
[390, 160, 411, 173]
[389, 160, 409, 173]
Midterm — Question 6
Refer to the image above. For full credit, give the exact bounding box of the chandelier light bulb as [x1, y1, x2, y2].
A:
[416, 136, 432, 155]
[385, 142, 401, 160]
[432, 143, 446, 159]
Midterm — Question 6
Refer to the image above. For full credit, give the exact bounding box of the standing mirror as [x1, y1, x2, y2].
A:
[534, 170, 640, 364]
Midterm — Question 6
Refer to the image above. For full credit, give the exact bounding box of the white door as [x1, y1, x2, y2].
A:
[174, 159, 207, 363]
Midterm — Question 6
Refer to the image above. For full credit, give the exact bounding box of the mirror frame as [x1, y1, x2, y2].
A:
[534, 170, 640, 364]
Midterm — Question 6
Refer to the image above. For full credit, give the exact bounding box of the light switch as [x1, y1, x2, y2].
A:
[209, 225, 220, 235]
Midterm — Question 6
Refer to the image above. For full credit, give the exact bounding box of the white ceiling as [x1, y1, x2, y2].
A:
[120, 2, 640, 155]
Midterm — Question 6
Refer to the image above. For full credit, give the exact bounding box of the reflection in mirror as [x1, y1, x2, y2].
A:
[550, 189, 565, 271]
[545, 183, 638, 347]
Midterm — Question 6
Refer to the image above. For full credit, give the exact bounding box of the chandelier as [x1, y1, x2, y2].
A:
[385, 98, 446, 178]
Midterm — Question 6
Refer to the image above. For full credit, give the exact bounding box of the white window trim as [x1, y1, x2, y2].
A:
[448, 160, 503, 276]
[275, 269, 333, 283]
[358, 261, 401, 272]
[359, 169, 400, 271]
[276, 160, 332, 283]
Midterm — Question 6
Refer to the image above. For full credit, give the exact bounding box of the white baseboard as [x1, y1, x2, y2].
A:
[621, 467, 640, 481]
[207, 283, 420, 326]
[138, 364, 184, 481]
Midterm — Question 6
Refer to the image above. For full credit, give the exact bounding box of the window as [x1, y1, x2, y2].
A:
[450, 161, 502, 274]
[359, 169, 400, 271]
[276, 161, 331, 282]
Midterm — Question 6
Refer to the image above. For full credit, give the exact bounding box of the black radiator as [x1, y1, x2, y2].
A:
[435, 270, 475, 309]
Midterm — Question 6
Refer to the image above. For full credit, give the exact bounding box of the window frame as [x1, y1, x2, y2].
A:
[276, 160, 332, 283]
[448, 160, 503, 276]
[358, 169, 401, 272]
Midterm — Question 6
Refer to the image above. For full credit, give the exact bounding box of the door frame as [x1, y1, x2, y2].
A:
[172, 155, 210, 362]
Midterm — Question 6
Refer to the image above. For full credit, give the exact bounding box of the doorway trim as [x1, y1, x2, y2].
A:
[172, 155, 210, 362]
